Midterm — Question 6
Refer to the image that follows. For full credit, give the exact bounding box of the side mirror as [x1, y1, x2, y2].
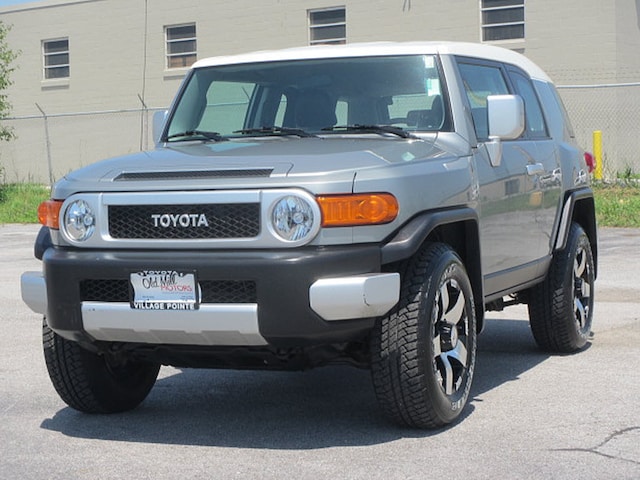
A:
[152, 110, 169, 145]
[484, 95, 525, 166]
[488, 95, 525, 139]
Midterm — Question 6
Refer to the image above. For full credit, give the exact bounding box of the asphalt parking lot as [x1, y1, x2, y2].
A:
[1, 224, 639, 480]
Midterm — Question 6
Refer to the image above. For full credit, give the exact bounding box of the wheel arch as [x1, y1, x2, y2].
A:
[35, 226, 52, 260]
[554, 188, 598, 278]
[381, 208, 485, 331]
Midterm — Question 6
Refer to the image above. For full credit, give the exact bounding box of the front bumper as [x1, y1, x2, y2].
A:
[21, 245, 399, 348]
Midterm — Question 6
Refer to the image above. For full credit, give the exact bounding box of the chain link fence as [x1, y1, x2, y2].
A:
[557, 83, 640, 180]
[1, 83, 639, 184]
[0, 107, 164, 184]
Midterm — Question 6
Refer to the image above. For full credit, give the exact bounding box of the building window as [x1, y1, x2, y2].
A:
[309, 7, 346, 45]
[165, 23, 197, 69]
[481, 0, 524, 42]
[43, 38, 69, 79]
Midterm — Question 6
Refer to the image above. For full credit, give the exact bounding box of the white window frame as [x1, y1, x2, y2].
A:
[165, 23, 197, 70]
[42, 37, 70, 80]
[308, 7, 346, 45]
[480, 0, 525, 43]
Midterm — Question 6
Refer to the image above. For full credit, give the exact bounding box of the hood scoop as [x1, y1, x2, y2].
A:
[114, 168, 274, 182]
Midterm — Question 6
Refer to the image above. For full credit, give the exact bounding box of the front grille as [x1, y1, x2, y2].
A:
[80, 279, 129, 303]
[80, 279, 257, 303]
[108, 203, 260, 240]
[199, 280, 257, 303]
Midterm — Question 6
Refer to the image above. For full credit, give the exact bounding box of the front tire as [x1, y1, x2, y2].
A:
[371, 243, 477, 428]
[528, 222, 595, 352]
[43, 319, 160, 413]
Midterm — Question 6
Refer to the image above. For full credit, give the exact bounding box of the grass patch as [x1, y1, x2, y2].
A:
[1, 182, 639, 228]
[0, 184, 50, 224]
[592, 182, 640, 228]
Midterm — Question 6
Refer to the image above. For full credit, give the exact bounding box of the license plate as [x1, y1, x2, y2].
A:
[130, 270, 199, 310]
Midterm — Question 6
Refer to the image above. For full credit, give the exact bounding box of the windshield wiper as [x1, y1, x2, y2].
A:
[166, 130, 227, 142]
[234, 126, 317, 138]
[322, 124, 418, 139]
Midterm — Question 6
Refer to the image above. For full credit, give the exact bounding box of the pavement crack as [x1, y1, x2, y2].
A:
[553, 426, 640, 466]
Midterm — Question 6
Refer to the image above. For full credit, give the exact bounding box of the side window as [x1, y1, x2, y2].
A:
[509, 70, 548, 138]
[273, 94, 288, 126]
[335, 99, 348, 125]
[537, 81, 576, 139]
[457, 61, 509, 140]
[200, 81, 254, 134]
[387, 92, 444, 131]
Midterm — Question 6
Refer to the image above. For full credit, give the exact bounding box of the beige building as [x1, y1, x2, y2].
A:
[1, 0, 639, 182]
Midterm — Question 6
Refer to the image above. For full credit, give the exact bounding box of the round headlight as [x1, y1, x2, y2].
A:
[64, 199, 95, 242]
[271, 195, 315, 242]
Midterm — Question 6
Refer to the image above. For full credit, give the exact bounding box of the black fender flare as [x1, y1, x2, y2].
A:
[553, 188, 598, 278]
[380, 207, 485, 331]
[381, 207, 479, 264]
[34, 226, 52, 261]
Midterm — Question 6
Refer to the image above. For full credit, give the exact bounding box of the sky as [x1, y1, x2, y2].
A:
[0, 0, 37, 6]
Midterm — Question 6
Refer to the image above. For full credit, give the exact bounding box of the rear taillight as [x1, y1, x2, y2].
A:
[584, 152, 595, 173]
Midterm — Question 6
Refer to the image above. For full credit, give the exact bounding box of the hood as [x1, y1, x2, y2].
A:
[54, 136, 458, 197]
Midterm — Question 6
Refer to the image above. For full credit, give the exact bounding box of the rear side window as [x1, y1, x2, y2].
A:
[457, 61, 509, 140]
[548, 84, 576, 139]
[509, 70, 548, 139]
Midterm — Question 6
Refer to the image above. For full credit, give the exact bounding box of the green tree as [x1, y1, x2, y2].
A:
[0, 20, 18, 142]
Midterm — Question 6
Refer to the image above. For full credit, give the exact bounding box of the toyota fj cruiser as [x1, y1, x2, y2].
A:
[21, 42, 597, 428]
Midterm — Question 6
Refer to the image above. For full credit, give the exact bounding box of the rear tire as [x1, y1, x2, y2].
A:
[528, 222, 595, 352]
[43, 318, 160, 413]
[371, 243, 477, 428]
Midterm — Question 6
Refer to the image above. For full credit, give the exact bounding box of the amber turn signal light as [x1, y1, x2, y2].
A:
[38, 199, 63, 229]
[317, 193, 398, 227]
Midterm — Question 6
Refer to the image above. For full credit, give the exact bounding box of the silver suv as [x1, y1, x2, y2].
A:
[21, 41, 597, 428]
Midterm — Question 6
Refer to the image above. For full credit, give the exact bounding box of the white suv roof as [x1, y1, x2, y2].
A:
[193, 41, 552, 83]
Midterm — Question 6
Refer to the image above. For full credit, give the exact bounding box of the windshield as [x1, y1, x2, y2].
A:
[165, 54, 449, 141]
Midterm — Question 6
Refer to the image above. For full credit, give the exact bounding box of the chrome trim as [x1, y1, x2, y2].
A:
[20, 271, 47, 315]
[57, 189, 322, 249]
[309, 273, 400, 321]
[81, 302, 266, 346]
[526, 163, 544, 176]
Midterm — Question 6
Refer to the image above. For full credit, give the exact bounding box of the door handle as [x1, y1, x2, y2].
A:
[526, 163, 545, 176]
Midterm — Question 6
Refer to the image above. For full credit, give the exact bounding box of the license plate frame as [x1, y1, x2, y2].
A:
[130, 270, 199, 310]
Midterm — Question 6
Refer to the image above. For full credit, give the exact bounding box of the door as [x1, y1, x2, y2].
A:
[456, 59, 547, 295]
[507, 68, 563, 261]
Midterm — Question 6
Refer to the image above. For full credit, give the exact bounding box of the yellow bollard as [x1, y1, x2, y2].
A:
[593, 130, 603, 180]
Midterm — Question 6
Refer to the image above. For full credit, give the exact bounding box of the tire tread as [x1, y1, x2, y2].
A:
[42, 319, 159, 413]
[528, 222, 594, 353]
[371, 243, 475, 428]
